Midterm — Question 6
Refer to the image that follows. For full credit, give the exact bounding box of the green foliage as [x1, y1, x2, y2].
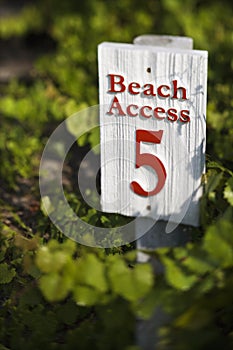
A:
[0, 0, 233, 349]
[0, 6, 44, 38]
[153, 217, 233, 348]
[224, 177, 233, 206]
[0, 263, 16, 284]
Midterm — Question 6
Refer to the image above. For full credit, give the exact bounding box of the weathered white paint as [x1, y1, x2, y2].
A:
[98, 40, 207, 227]
[133, 34, 193, 50]
[134, 36, 198, 259]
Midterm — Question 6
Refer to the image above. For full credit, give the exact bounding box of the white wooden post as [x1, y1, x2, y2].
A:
[98, 35, 207, 248]
[133, 35, 202, 261]
[98, 36, 208, 349]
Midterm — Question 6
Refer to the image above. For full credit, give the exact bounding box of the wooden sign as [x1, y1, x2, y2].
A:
[98, 37, 207, 227]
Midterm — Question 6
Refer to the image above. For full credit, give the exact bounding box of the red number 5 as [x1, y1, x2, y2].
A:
[130, 130, 166, 197]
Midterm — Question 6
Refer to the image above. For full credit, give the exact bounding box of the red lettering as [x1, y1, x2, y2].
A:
[172, 80, 187, 100]
[143, 84, 156, 96]
[128, 82, 140, 95]
[140, 106, 152, 118]
[167, 108, 178, 122]
[154, 107, 165, 120]
[107, 96, 126, 116]
[127, 104, 138, 117]
[157, 85, 170, 98]
[108, 74, 126, 93]
[130, 130, 166, 197]
[180, 109, 190, 123]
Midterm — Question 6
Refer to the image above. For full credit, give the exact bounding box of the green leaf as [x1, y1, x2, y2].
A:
[73, 285, 100, 306]
[203, 220, 233, 268]
[108, 258, 153, 302]
[108, 259, 133, 300]
[174, 247, 215, 274]
[183, 255, 214, 274]
[0, 263, 16, 284]
[205, 170, 223, 194]
[224, 177, 233, 206]
[133, 264, 154, 297]
[207, 160, 232, 175]
[162, 257, 198, 291]
[60, 239, 77, 255]
[39, 273, 71, 301]
[36, 247, 68, 273]
[124, 250, 137, 262]
[76, 253, 108, 293]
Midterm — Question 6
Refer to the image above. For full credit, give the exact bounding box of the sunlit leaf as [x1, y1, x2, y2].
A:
[162, 257, 197, 291]
[224, 177, 233, 206]
[108, 257, 153, 301]
[36, 247, 68, 273]
[76, 253, 108, 293]
[203, 220, 233, 268]
[39, 273, 71, 301]
[73, 285, 100, 306]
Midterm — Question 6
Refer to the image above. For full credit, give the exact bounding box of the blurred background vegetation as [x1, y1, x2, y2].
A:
[0, 0, 232, 349]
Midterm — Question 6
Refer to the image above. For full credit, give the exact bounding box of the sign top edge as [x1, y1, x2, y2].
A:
[98, 42, 208, 56]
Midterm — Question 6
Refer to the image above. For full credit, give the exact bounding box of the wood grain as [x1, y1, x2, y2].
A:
[98, 42, 207, 227]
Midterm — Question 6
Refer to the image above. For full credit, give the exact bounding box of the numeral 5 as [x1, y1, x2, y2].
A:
[130, 130, 166, 197]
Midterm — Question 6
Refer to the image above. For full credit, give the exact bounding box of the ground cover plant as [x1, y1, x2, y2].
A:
[0, 0, 233, 349]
